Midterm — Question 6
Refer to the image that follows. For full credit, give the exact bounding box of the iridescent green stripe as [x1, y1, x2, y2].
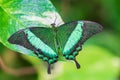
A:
[63, 21, 83, 54]
[24, 29, 57, 58]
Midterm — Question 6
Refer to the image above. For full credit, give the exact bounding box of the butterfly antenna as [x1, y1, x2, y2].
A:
[73, 58, 80, 69]
[47, 64, 51, 74]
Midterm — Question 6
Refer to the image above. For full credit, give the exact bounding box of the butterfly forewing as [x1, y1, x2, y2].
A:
[80, 21, 102, 44]
[29, 27, 58, 57]
[8, 29, 37, 51]
[57, 21, 83, 55]
[57, 21, 78, 52]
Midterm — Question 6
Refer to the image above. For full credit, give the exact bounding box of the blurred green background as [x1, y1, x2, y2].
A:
[0, 0, 119, 80]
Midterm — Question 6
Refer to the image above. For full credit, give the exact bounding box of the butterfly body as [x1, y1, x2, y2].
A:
[8, 20, 102, 74]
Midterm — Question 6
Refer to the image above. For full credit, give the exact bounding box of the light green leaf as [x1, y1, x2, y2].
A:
[0, 0, 64, 56]
[57, 45, 119, 80]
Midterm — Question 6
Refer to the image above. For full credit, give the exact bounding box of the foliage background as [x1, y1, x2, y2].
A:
[0, 0, 119, 80]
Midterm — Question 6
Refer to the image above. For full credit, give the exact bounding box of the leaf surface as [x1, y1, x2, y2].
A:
[0, 0, 63, 56]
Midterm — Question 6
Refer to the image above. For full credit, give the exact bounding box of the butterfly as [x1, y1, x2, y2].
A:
[8, 20, 102, 74]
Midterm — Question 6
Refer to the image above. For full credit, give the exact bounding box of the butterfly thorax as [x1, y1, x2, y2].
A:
[51, 23, 61, 52]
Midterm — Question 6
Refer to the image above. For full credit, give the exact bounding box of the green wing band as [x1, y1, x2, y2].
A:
[63, 21, 83, 55]
[57, 21, 78, 52]
[29, 27, 57, 54]
[57, 20, 102, 56]
[24, 29, 57, 58]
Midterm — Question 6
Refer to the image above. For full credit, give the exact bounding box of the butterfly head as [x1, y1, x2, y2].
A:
[51, 23, 56, 27]
[51, 23, 56, 28]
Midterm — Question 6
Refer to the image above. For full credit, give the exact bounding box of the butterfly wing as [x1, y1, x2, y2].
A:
[28, 27, 58, 58]
[8, 29, 36, 51]
[79, 21, 103, 44]
[8, 27, 58, 74]
[57, 21, 102, 68]
[8, 27, 58, 62]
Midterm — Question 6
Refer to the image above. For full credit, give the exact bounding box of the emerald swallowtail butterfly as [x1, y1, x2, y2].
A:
[8, 20, 102, 74]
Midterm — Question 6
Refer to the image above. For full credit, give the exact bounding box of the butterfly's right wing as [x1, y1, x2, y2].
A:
[57, 21, 102, 68]
[58, 21, 102, 55]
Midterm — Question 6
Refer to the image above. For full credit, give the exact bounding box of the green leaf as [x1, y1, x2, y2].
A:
[100, 0, 120, 32]
[56, 45, 119, 80]
[0, 0, 63, 56]
[86, 31, 120, 56]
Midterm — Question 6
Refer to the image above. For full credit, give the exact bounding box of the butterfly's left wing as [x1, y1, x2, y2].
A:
[57, 21, 102, 68]
[8, 27, 58, 74]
